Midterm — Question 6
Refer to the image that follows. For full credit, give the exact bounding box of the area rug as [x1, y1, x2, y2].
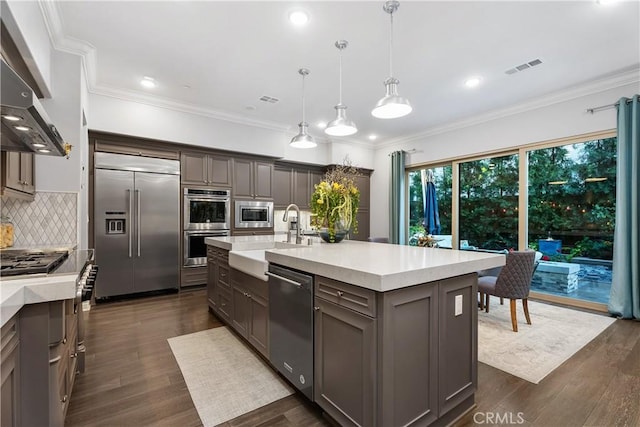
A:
[478, 299, 616, 384]
[168, 327, 293, 426]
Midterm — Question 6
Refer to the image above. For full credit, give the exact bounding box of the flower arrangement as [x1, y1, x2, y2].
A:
[311, 164, 360, 242]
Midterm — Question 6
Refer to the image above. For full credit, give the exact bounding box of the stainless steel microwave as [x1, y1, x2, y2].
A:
[234, 200, 273, 228]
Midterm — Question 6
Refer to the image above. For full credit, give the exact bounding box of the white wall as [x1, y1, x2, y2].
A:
[2, 0, 53, 96]
[369, 82, 639, 239]
[37, 52, 83, 193]
[87, 93, 375, 169]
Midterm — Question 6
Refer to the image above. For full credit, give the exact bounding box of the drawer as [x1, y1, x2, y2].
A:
[207, 246, 215, 257]
[1, 314, 19, 354]
[216, 287, 232, 322]
[218, 265, 230, 285]
[315, 276, 377, 317]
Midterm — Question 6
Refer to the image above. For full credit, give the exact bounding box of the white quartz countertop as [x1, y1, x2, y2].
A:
[229, 250, 269, 281]
[206, 235, 285, 251]
[265, 240, 505, 292]
[0, 273, 77, 327]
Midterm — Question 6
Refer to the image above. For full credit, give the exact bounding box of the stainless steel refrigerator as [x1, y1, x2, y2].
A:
[94, 152, 180, 298]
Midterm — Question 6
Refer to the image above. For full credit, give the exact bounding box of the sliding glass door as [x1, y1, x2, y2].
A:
[406, 132, 616, 309]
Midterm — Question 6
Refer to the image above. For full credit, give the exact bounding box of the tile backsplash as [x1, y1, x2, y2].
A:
[1, 192, 77, 247]
[274, 209, 313, 233]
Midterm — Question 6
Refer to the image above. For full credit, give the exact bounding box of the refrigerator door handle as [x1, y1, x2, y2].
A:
[136, 189, 141, 257]
[127, 189, 133, 258]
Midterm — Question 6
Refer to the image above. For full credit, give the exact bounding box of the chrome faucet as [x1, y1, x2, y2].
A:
[283, 204, 302, 244]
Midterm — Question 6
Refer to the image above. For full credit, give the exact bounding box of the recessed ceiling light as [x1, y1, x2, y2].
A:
[317, 121, 327, 129]
[289, 10, 309, 26]
[2, 114, 22, 121]
[140, 76, 156, 88]
[368, 134, 377, 141]
[182, 84, 191, 89]
[245, 105, 256, 111]
[32, 143, 46, 148]
[464, 77, 482, 88]
[14, 125, 30, 131]
[38, 149, 51, 153]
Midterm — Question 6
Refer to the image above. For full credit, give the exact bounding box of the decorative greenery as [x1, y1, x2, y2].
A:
[311, 163, 360, 242]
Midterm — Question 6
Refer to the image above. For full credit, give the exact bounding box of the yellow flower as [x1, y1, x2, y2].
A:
[317, 199, 323, 204]
[332, 182, 340, 190]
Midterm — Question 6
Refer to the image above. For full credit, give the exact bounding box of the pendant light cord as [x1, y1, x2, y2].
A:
[301, 73, 306, 123]
[389, 11, 394, 77]
[338, 49, 343, 104]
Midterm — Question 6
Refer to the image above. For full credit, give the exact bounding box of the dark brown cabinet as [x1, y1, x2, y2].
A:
[181, 152, 232, 187]
[313, 273, 476, 427]
[314, 296, 376, 427]
[273, 163, 323, 209]
[1, 151, 35, 199]
[207, 246, 231, 323]
[1, 314, 20, 427]
[233, 159, 273, 199]
[229, 269, 269, 358]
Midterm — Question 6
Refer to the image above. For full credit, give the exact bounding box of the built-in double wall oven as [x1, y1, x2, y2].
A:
[183, 188, 230, 266]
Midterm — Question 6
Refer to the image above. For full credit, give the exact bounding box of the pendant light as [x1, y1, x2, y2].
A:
[290, 68, 317, 148]
[371, 0, 412, 119]
[325, 40, 357, 137]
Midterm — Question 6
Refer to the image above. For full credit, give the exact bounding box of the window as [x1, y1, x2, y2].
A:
[408, 165, 452, 245]
[527, 138, 616, 304]
[458, 154, 519, 251]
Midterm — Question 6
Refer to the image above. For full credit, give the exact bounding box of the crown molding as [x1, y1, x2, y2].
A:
[90, 84, 294, 133]
[375, 66, 640, 150]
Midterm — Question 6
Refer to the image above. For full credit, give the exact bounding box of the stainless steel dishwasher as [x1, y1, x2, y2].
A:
[266, 264, 314, 400]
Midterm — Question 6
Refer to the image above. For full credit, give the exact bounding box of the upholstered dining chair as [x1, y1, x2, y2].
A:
[478, 251, 536, 332]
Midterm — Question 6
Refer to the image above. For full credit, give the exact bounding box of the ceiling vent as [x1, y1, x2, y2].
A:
[505, 59, 543, 75]
[259, 95, 279, 104]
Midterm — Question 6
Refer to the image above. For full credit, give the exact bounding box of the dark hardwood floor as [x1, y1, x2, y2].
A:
[65, 290, 640, 427]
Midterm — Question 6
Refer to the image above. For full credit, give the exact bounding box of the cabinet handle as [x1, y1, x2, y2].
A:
[62, 337, 67, 344]
[61, 395, 68, 403]
[314, 306, 320, 311]
[336, 291, 344, 297]
[70, 352, 78, 359]
[247, 294, 251, 298]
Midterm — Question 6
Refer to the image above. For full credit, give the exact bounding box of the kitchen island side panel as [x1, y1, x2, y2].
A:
[379, 282, 439, 427]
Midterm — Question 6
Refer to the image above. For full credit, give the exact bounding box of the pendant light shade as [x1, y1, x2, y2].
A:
[372, 1, 412, 119]
[290, 68, 317, 149]
[325, 40, 357, 137]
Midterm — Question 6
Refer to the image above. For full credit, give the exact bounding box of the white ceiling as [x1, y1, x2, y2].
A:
[50, 1, 639, 147]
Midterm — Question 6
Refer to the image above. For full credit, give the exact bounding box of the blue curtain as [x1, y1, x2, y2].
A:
[608, 95, 640, 320]
[389, 151, 406, 245]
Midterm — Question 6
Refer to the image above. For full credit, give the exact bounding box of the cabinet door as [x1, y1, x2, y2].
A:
[254, 162, 273, 199]
[438, 274, 477, 416]
[273, 167, 292, 208]
[207, 259, 217, 310]
[3, 151, 22, 192]
[1, 316, 20, 427]
[216, 287, 232, 323]
[231, 284, 249, 337]
[354, 175, 370, 210]
[181, 152, 207, 185]
[20, 153, 35, 194]
[314, 298, 376, 427]
[233, 159, 253, 198]
[248, 293, 269, 358]
[208, 155, 232, 187]
[293, 169, 310, 208]
[350, 209, 370, 242]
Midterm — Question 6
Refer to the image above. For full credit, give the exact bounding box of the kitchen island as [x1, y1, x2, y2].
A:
[206, 237, 504, 427]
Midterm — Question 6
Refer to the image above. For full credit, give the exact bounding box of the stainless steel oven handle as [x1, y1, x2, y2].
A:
[127, 189, 132, 258]
[136, 189, 141, 257]
[265, 271, 302, 288]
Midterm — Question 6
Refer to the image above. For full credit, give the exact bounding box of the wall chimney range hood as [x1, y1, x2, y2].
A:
[1, 59, 66, 156]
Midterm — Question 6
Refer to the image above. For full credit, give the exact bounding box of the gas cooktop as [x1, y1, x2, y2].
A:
[0, 250, 69, 277]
